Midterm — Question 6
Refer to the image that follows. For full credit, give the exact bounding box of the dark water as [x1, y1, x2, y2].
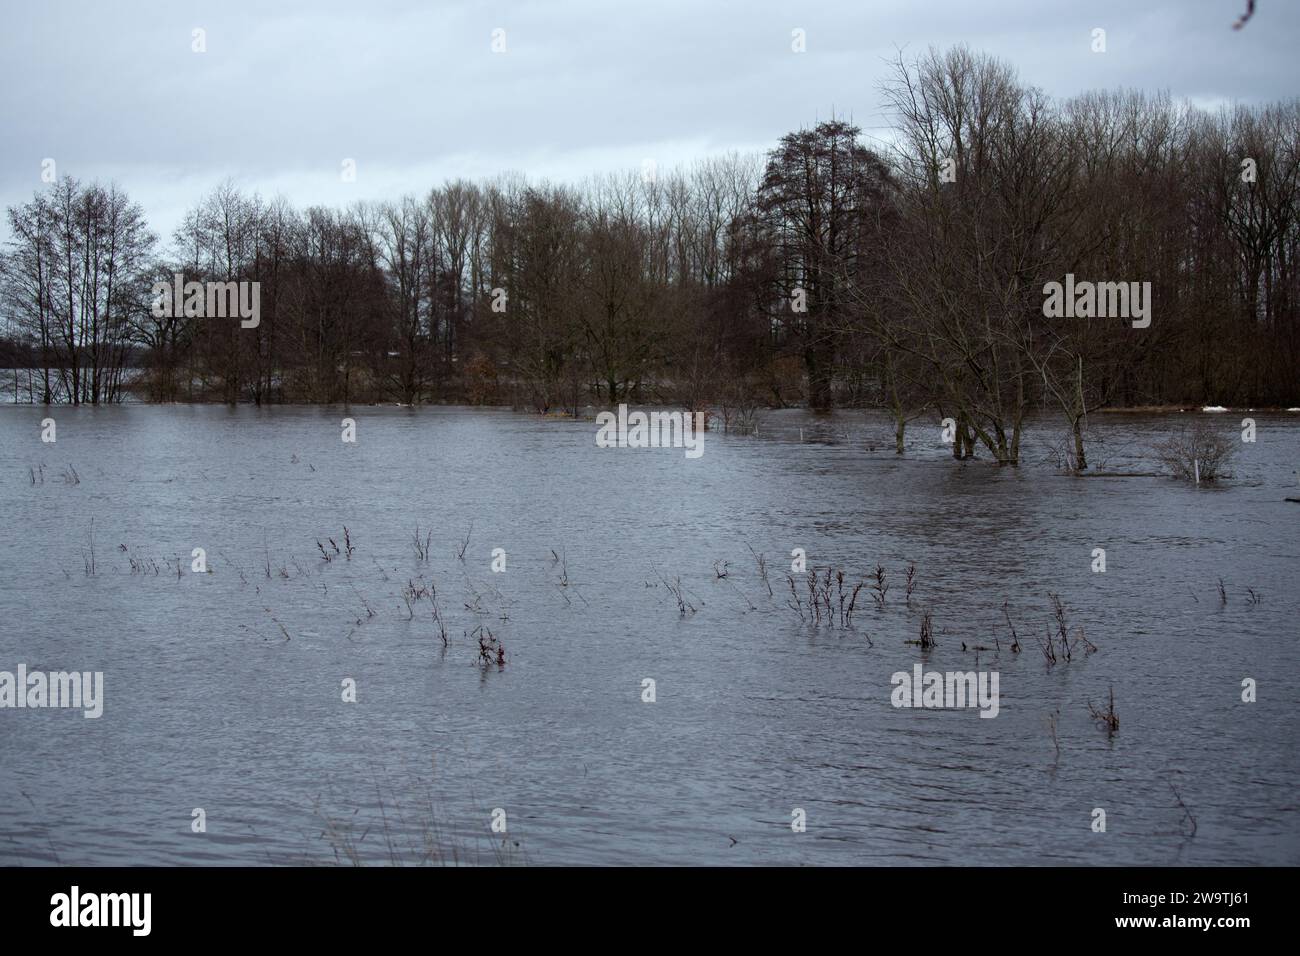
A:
[1, 405, 1297, 865]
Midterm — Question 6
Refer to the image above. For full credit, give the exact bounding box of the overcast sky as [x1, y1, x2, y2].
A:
[2, 0, 1296, 242]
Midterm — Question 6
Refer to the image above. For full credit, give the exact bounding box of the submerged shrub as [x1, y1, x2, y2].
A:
[1154, 421, 1235, 482]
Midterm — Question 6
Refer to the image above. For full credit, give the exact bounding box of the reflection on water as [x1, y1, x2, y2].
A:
[1, 405, 1297, 865]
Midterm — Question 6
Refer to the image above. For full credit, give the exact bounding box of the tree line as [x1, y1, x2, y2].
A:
[3, 46, 1298, 466]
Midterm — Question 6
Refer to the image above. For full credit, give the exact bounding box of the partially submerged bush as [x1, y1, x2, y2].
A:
[1154, 421, 1235, 482]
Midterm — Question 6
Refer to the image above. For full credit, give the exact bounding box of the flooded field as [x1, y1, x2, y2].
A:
[1, 405, 1297, 865]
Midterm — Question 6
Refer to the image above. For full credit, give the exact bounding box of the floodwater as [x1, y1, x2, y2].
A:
[1, 404, 1297, 865]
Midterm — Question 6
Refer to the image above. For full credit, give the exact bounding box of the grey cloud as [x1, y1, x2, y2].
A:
[2, 0, 1296, 239]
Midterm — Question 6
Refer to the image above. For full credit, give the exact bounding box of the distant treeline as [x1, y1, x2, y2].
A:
[3, 47, 1298, 465]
